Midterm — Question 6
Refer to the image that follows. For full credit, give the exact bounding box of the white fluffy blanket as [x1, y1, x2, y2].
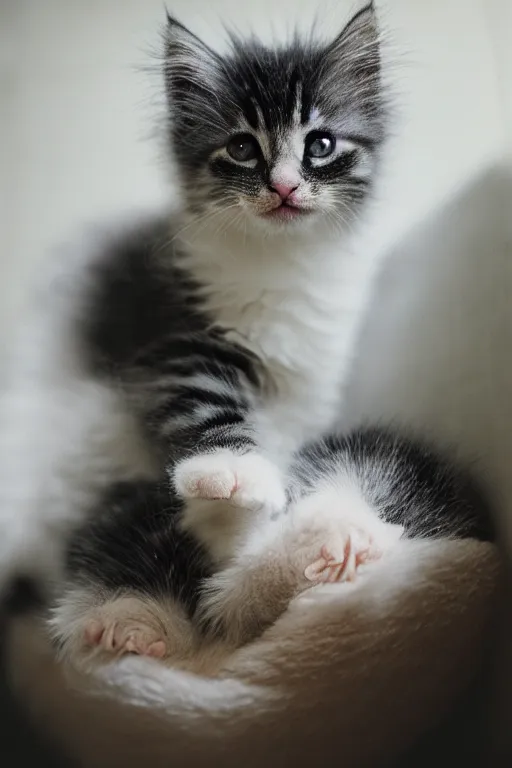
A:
[6, 537, 499, 768]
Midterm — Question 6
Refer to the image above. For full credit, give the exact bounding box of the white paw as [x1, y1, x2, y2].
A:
[173, 450, 286, 514]
[50, 592, 193, 670]
[84, 615, 167, 659]
[289, 488, 404, 586]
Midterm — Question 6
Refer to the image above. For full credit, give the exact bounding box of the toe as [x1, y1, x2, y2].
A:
[84, 620, 104, 646]
[326, 563, 346, 583]
[147, 640, 167, 658]
[320, 545, 335, 563]
[123, 634, 141, 654]
[103, 621, 119, 651]
[304, 557, 329, 581]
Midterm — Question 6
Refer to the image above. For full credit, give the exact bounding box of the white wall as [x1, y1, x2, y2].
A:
[1, 0, 511, 507]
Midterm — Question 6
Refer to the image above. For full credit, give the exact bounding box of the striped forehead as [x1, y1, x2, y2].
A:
[232, 72, 320, 157]
[226, 42, 321, 131]
[242, 76, 305, 132]
[235, 94, 325, 167]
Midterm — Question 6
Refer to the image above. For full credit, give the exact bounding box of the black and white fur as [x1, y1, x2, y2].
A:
[0, 5, 492, 669]
[51, 426, 492, 666]
[82, 5, 388, 556]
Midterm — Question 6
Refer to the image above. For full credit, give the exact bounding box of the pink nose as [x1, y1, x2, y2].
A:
[271, 182, 298, 200]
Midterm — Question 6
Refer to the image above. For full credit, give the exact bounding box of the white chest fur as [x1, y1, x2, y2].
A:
[179, 226, 375, 456]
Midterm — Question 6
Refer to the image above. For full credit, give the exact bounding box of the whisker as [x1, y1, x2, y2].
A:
[171, 203, 241, 244]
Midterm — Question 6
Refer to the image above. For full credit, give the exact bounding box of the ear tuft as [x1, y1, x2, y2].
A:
[163, 15, 222, 100]
[327, 3, 380, 77]
[320, 3, 382, 122]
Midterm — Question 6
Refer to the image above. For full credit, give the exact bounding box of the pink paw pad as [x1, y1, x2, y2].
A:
[83, 619, 167, 659]
[124, 636, 167, 658]
[194, 474, 237, 500]
[304, 540, 381, 584]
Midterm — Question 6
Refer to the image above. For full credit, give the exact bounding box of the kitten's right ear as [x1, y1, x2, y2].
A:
[164, 15, 223, 99]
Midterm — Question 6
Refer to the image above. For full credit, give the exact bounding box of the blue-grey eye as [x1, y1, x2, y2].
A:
[306, 133, 335, 159]
[227, 134, 260, 162]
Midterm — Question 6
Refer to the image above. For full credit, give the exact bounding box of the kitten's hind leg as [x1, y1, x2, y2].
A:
[293, 488, 404, 584]
[48, 480, 208, 671]
[82, 596, 169, 659]
[49, 588, 194, 671]
[199, 487, 403, 647]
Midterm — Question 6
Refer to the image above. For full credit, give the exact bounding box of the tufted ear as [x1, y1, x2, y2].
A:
[321, 3, 382, 120]
[164, 15, 233, 150]
[164, 15, 223, 108]
[325, 2, 380, 75]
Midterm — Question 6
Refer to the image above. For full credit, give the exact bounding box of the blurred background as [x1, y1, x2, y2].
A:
[1, 0, 511, 760]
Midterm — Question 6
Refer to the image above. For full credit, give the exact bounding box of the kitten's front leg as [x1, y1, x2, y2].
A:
[132, 331, 287, 560]
[173, 450, 286, 561]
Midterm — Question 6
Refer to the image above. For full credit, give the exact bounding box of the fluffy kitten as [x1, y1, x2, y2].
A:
[1, 5, 492, 670]
[43, 3, 394, 664]
[85, 5, 387, 552]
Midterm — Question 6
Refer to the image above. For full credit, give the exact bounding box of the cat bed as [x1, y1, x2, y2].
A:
[5, 537, 499, 768]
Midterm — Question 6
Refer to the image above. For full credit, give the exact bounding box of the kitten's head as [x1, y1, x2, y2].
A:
[164, 3, 386, 235]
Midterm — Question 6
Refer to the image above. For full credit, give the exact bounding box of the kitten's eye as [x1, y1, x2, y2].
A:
[226, 134, 260, 163]
[305, 133, 336, 159]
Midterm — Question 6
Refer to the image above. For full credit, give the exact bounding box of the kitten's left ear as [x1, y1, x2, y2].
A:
[326, 2, 380, 71]
[322, 3, 381, 114]
[164, 15, 223, 102]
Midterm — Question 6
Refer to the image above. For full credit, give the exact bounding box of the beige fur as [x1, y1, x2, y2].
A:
[6, 538, 499, 767]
